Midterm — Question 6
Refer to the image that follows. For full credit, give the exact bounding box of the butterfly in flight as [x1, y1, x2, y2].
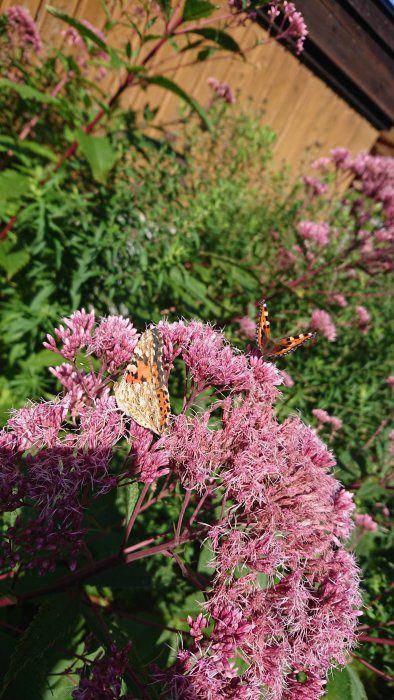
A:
[256, 299, 315, 358]
[114, 328, 170, 435]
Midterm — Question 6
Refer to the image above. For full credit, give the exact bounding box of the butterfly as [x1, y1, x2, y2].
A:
[113, 328, 170, 435]
[256, 299, 315, 358]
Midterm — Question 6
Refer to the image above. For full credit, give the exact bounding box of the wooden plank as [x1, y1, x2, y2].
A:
[294, 0, 394, 120]
[0, 1, 380, 175]
[0, 0, 42, 14]
[345, 0, 394, 51]
[35, 0, 82, 47]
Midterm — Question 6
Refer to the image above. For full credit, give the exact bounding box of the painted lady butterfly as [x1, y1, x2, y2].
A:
[114, 328, 170, 435]
[256, 300, 315, 358]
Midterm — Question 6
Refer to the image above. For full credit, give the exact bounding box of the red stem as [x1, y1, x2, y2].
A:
[175, 489, 191, 544]
[16, 525, 206, 602]
[358, 635, 394, 647]
[351, 652, 394, 683]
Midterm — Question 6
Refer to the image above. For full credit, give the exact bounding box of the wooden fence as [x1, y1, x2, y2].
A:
[0, 1, 379, 171]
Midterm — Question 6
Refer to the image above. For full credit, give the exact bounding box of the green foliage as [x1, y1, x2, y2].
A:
[325, 665, 368, 700]
[76, 130, 118, 183]
[2, 593, 81, 696]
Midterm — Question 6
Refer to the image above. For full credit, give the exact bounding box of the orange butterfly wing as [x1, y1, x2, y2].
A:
[256, 300, 271, 352]
[266, 333, 315, 358]
[256, 299, 315, 358]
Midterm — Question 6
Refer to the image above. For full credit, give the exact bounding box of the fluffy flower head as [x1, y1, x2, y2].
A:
[310, 309, 337, 342]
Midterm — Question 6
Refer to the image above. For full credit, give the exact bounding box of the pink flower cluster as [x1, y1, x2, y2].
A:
[207, 76, 236, 104]
[390, 429, 394, 455]
[234, 315, 256, 339]
[354, 513, 378, 532]
[312, 408, 343, 433]
[6, 6, 42, 57]
[301, 175, 328, 196]
[72, 643, 132, 700]
[355, 305, 371, 334]
[311, 150, 394, 275]
[1, 312, 360, 698]
[332, 294, 347, 308]
[387, 376, 394, 390]
[63, 19, 109, 79]
[298, 220, 330, 247]
[267, 1, 308, 53]
[228, 1, 308, 54]
[310, 309, 337, 342]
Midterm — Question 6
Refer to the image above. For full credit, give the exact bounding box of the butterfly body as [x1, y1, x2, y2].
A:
[256, 300, 315, 358]
[114, 328, 170, 435]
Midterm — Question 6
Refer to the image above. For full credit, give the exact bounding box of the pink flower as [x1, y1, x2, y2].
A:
[355, 305, 371, 332]
[6, 6, 42, 55]
[301, 176, 328, 196]
[311, 157, 331, 171]
[72, 643, 132, 700]
[159, 320, 253, 393]
[354, 513, 378, 532]
[208, 76, 236, 104]
[128, 423, 170, 484]
[187, 613, 208, 642]
[332, 293, 347, 307]
[63, 20, 109, 79]
[49, 363, 99, 414]
[310, 310, 337, 342]
[389, 429, 394, 455]
[330, 416, 343, 432]
[387, 376, 394, 389]
[268, 5, 281, 22]
[280, 370, 294, 388]
[312, 409, 342, 433]
[282, 1, 308, 53]
[312, 408, 331, 424]
[298, 221, 330, 247]
[8, 402, 68, 450]
[89, 315, 138, 372]
[76, 394, 125, 451]
[333, 488, 355, 540]
[44, 309, 95, 361]
[2, 310, 360, 696]
[234, 315, 256, 340]
[330, 147, 351, 168]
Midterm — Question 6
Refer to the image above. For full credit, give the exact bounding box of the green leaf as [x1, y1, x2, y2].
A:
[24, 350, 62, 370]
[144, 76, 211, 130]
[191, 28, 242, 53]
[76, 130, 118, 183]
[0, 241, 30, 279]
[2, 656, 47, 700]
[0, 137, 57, 162]
[46, 6, 109, 53]
[0, 79, 60, 104]
[183, 0, 216, 21]
[0, 171, 30, 203]
[197, 539, 215, 575]
[324, 664, 368, 700]
[125, 482, 139, 523]
[1, 593, 80, 695]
